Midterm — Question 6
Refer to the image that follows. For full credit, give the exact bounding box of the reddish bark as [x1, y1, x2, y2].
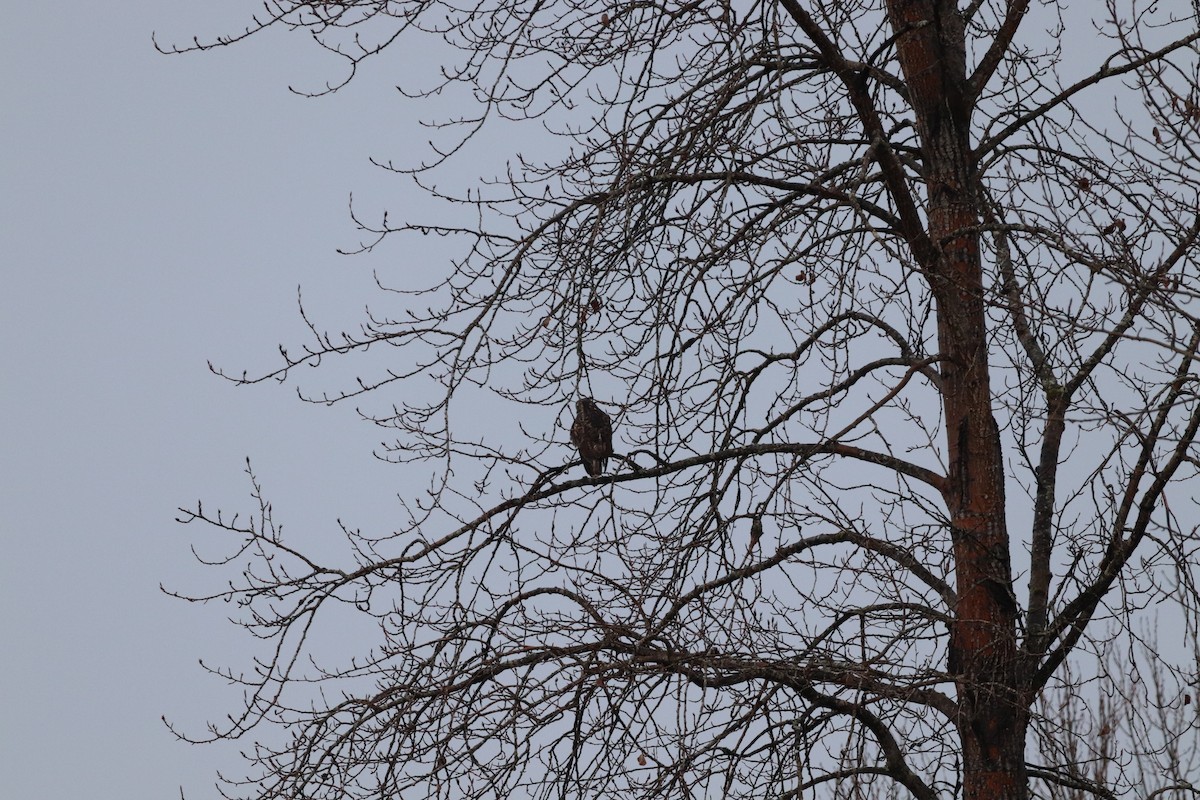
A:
[886, 2, 1027, 797]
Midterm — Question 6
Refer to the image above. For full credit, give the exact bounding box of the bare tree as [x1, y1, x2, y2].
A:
[164, 1, 1200, 798]
[1034, 627, 1200, 800]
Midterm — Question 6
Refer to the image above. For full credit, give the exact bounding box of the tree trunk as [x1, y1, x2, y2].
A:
[885, 2, 1028, 797]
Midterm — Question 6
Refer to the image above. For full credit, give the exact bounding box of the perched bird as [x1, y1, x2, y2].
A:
[747, 515, 764, 554]
[570, 397, 614, 477]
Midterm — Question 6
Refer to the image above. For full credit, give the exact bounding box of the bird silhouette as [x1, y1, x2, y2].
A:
[570, 398, 613, 477]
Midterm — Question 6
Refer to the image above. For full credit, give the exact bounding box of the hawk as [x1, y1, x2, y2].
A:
[570, 397, 613, 477]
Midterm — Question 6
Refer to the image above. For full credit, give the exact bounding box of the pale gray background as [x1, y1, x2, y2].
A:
[2, 3, 450, 797]
[0, 2, 1165, 798]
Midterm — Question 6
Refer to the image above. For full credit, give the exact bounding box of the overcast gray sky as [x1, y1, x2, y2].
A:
[5, 3, 1188, 798]
[1, 3, 453, 797]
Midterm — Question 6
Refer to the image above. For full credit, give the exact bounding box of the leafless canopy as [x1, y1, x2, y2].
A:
[166, 1, 1200, 798]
